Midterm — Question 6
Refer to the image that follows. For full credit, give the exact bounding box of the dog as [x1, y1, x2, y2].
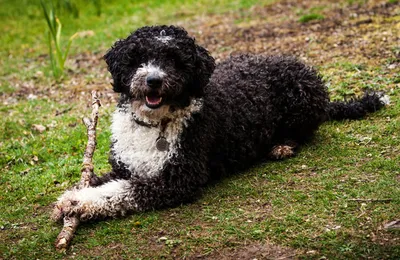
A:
[52, 25, 388, 222]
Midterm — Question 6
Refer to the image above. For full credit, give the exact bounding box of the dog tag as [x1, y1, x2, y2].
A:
[156, 137, 169, 152]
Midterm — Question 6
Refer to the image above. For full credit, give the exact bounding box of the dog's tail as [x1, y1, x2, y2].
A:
[327, 92, 390, 121]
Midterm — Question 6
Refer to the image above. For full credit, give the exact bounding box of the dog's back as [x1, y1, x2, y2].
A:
[201, 54, 329, 176]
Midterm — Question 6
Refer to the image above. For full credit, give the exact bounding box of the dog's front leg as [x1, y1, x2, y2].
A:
[52, 179, 134, 222]
[52, 157, 209, 221]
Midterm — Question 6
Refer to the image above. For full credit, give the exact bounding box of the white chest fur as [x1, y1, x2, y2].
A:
[111, 99, 203, 178]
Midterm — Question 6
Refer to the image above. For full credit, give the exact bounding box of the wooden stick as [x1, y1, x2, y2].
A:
[384, 220, 400, 230]
[54, 216, 80, 250]
[79, 90, 101, 189]
[55, 90, 101, 251]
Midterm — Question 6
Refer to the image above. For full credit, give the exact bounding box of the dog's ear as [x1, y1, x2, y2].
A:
[193, 45, 215, 96]
[104, 39, 132, 93]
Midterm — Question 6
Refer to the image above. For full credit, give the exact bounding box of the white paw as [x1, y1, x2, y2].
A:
[379, 94, 390, 105]
[51, 180, 133, 221]
[51, 189, 81, 222]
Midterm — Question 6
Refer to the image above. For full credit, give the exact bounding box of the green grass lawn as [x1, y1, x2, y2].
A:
[1, 0, 399, 259]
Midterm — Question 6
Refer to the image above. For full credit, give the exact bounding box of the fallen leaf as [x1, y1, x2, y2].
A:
[32, 124, 46, 133]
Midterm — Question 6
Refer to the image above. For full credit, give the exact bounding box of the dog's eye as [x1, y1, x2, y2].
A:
[164, 54, 181, 68]
[172, 57, 184, 68]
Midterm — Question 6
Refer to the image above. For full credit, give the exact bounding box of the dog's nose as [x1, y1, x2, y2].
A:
[146, 74, 163, 89]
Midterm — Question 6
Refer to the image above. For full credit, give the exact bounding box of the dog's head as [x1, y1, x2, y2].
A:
[104, 25, 215, 116]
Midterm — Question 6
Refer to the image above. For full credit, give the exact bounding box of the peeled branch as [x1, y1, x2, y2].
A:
[55, 90, 101, 251]
[79, 90, 101, 189]
[54, 216, 80, 250]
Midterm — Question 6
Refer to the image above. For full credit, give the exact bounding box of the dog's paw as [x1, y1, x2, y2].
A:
[269, 145, 295, 160]
[51, 189, 80, 222]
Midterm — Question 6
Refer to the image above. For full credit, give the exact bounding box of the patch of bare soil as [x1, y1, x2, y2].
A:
[193, 242, 298, 260]
[1, 51, 116, 107]
[182, 0, 399, 66]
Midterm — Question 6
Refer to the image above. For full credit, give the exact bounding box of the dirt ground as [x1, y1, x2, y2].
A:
[193, 242, 298, 259]
[185, 0, 399, 65]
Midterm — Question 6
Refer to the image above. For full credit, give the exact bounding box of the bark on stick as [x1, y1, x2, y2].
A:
[55, 90, 101, 251]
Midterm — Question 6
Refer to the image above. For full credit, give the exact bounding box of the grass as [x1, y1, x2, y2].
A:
[1, 0, 400, 259]
[296, 6, 325, 23]
[298, 13, 325, 23]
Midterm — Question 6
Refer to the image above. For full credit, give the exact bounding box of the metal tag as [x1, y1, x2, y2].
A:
[156, 137, 170, 152]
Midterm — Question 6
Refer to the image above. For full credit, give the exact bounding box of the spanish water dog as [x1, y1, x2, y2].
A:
[52, 25, 388, 221]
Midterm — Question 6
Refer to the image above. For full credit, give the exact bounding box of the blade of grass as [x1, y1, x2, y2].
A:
[41, 0, 55, 38]
[55, 17, 64, 70]
[48, 31, 57, 78]
[63, 32, 78, 64]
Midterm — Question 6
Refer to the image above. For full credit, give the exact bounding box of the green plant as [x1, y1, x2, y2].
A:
[40, 0, 77, 80]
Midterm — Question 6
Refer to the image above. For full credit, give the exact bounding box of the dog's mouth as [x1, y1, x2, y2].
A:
[145, 94, 163, 109]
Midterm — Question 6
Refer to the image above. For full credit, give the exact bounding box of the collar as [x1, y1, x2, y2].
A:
[131, 112, 171, 132]
[131, 112, 159, 128]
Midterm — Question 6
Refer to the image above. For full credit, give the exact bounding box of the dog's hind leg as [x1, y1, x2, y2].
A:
[268, 141, 298, 160]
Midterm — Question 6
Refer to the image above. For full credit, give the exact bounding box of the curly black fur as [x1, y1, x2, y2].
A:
[54, 25, 388, 220]
[328, 92, 386, 120]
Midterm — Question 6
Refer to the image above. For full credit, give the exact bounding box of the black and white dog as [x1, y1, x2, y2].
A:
[52, 25, 388, 221]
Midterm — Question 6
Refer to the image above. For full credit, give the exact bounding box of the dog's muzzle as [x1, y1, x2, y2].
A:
[145, 73, 163, 109]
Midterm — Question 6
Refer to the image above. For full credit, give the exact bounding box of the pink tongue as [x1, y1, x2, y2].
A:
[146, 96, 161, 104]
